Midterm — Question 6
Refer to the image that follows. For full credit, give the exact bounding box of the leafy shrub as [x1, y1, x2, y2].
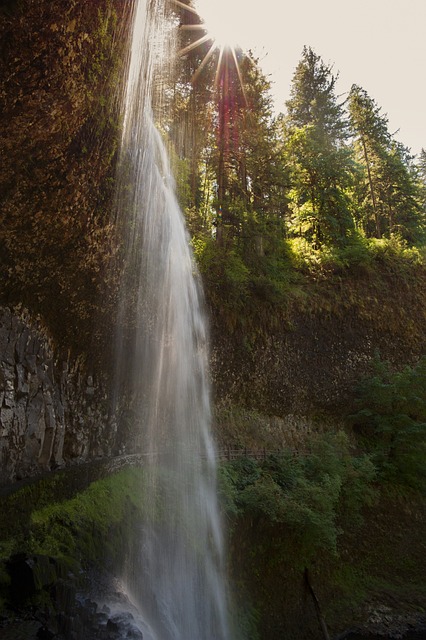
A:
[287, 232, 425, 276]
[368, 235, 423, 271]
[349, 357, 426, 490]
[337, 232, 374, 268]
[192, 236, 250, 313]
[218, 432, 376, 564]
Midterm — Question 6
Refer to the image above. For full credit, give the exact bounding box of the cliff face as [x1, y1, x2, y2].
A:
[0, 0, 130, 357]
[0, 306, 120, 483]
[3, 264, 425, 481]
[0, 0, 135, 483]
[210, 266, 426, 424]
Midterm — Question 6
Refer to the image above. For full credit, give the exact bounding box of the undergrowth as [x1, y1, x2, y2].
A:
[218, 430, 377, 566]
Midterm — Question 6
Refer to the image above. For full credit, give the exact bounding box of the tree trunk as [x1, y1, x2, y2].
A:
[362, 137, 381, 238]
[304, 569, 331, 640]
[216, 70, 229, 245]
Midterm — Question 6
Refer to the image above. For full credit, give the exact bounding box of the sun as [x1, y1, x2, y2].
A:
[171, 0, 246, 89]
[193, 0, 243, 49]
[172, 0, 243, 51]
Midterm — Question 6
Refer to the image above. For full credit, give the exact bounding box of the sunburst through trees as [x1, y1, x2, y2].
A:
[171, 0, 247, 241]
[171, 0, 245, 88]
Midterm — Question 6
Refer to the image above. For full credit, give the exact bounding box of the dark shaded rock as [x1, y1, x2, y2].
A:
[126, 626, 144, 639]
[107, 612, 143, 639]
[36, 625, 56, 639]
[52, 578, 77, 616]
[0, 306, 123, 484]
[6, 554, 59, 604]
[0, 620, 43, 639]
[6, 553, 38, 604]
[107, 611, 134, 631]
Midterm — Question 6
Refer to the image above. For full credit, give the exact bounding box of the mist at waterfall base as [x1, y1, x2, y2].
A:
[110, 1, 232, 639]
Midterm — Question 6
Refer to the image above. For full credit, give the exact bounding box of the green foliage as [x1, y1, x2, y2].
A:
[175, 42, 425, 270]
[0, 468, 145, 567]
[287, 231, 424, 278]
[283, 47, 356, 249]
[348, 85, 425, 243]
[243, 226, 299, 305]
[368, 235, 423, 268]
[192, 235, 250, 315]
[349, 357, 426, 490]
[330, 232, 373, 268]
[219, 432, 376, 565]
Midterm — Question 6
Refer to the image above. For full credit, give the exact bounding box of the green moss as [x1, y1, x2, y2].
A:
[33, 468, 144, 564]
[0, 467, 145, 569]
[325, 564, 369, 620]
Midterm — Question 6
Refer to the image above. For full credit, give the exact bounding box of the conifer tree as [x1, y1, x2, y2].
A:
[208, 50, 287, 247]
[417, 149, 426, 212]
[418, 149, 426, 183]
[348, 86, 425, 242]
[347, 85, 390, 237]
[283, 47, 355, 248]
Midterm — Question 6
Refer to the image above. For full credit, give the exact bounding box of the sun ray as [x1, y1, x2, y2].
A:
[178, 32, 212, 57]
[190, 40, 217, 84]
[170, 0, 199, 15]
[230, 46, 247, 106]
[214, 46, 225, 88]
[172, 0, 246, 99]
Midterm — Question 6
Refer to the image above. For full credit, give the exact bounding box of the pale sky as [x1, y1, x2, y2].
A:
[196, 0, 426, 157]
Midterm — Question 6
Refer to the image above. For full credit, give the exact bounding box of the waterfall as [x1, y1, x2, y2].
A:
[112, 1, 231, 638]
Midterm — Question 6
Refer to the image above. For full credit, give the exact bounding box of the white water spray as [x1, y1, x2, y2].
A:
[113, 1, 231, 638]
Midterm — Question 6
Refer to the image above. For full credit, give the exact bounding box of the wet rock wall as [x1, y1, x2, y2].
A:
[0, 306, 118, 484]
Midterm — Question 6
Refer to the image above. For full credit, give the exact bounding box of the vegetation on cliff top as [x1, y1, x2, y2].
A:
[168, 37, 426, 331]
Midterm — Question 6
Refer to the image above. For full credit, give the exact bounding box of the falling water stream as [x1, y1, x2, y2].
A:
[112, 1, 231, 638]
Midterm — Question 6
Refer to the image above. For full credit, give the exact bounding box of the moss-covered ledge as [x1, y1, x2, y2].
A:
[0, 463, 145, 634]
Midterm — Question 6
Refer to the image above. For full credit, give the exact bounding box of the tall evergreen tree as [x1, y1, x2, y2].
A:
[242, 56, 288, 212]
[283, 47, 355, 248]
[348, 86, 425, 242]
[209, 50, 287, 247]
[417, 149, 426, 212]
[213, 47, 247, 243]
[347, 85, 390, 237]
[418, 149, 426, 183]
